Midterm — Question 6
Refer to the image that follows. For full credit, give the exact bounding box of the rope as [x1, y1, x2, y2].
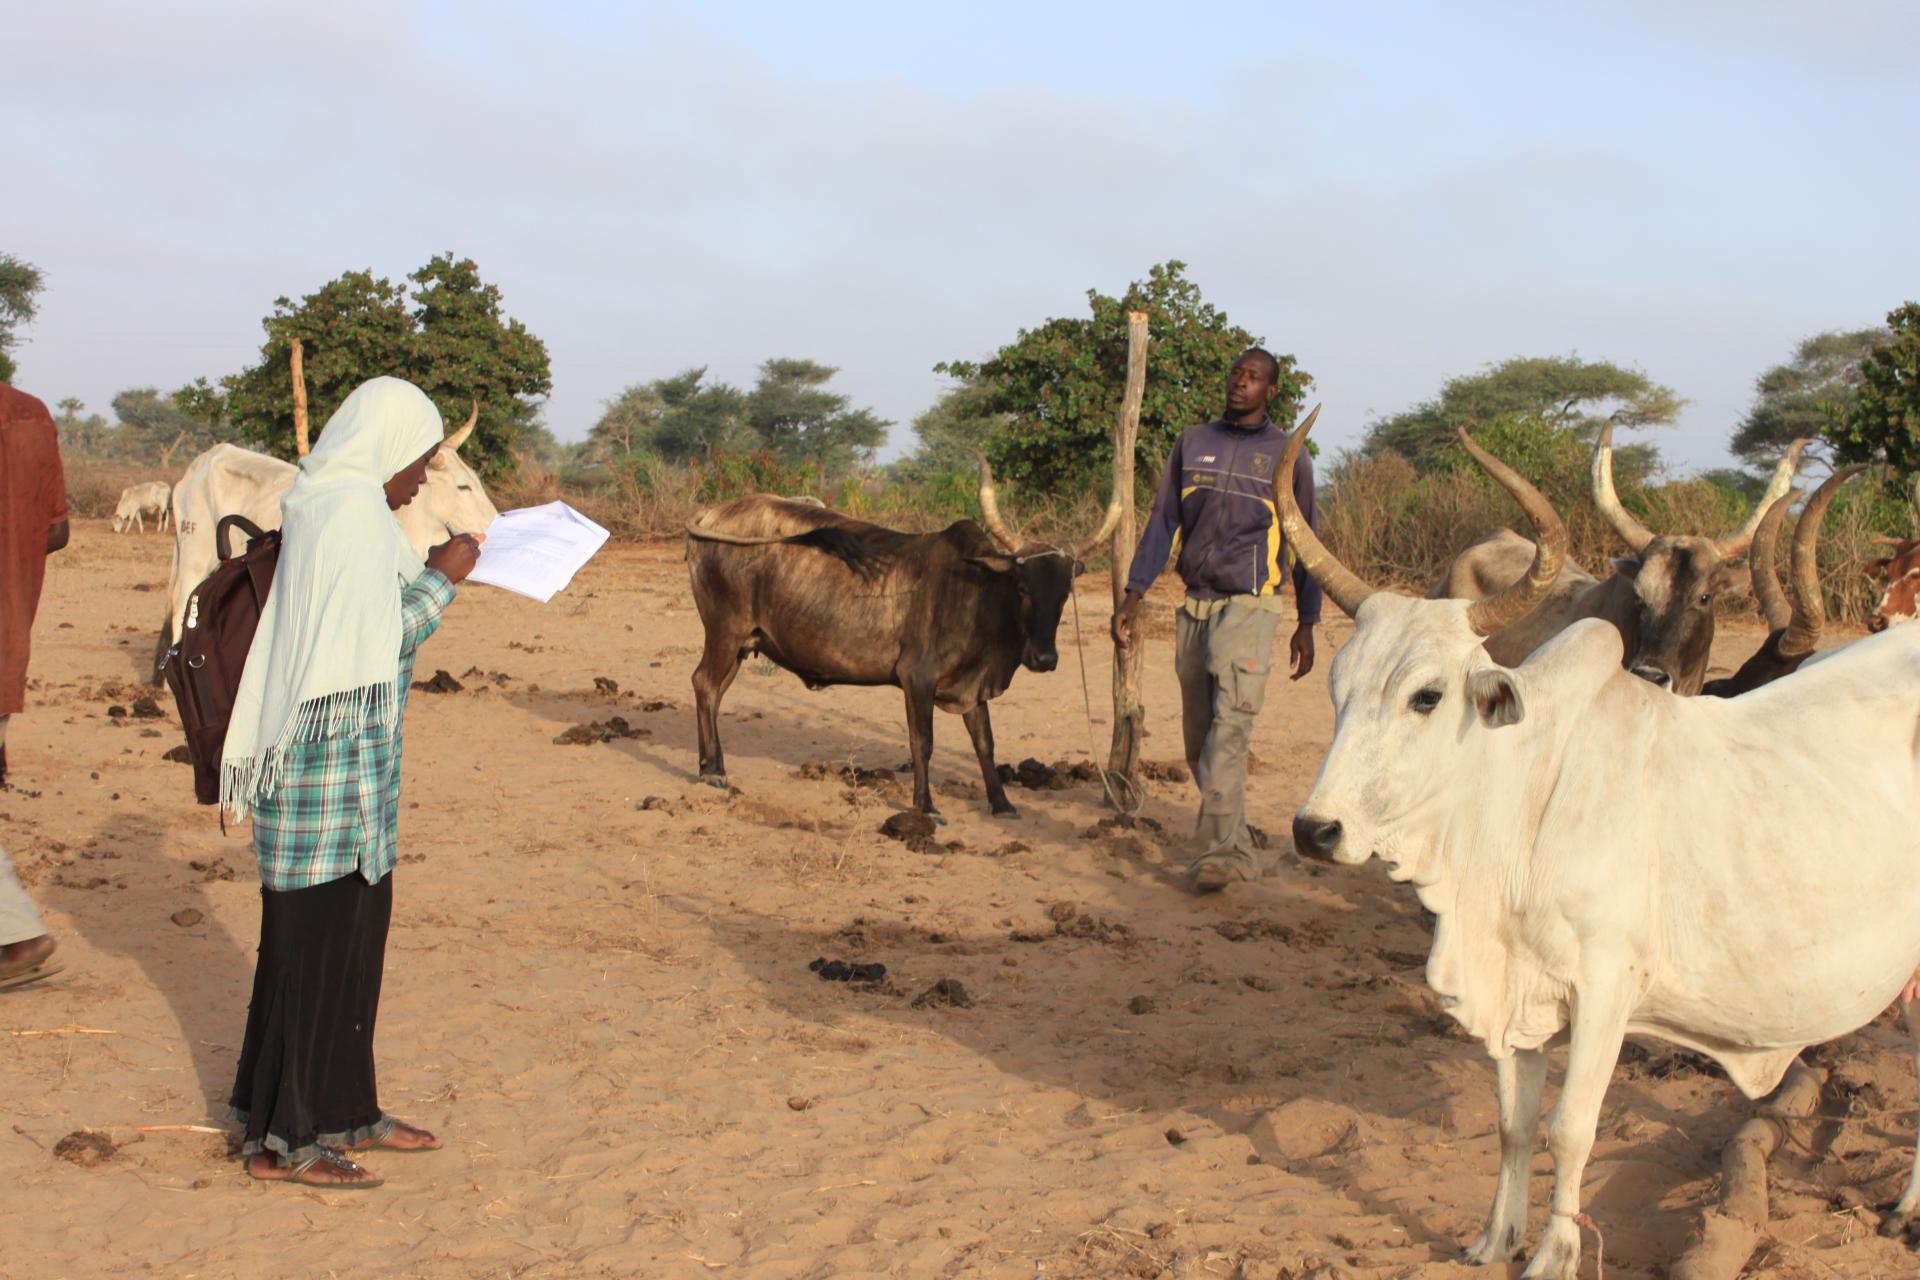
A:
[1068, 588, 1144, 816]
[1553, 1209, 1604, 1279]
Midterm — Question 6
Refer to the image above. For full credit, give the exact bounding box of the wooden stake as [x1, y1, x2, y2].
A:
[290, 338, 311, 458]
[1669, 1060, 1826, 1280]
[1106, 311, 1149, 782]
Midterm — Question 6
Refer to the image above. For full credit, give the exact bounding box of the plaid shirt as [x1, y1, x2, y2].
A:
[252, 570, 455, 892]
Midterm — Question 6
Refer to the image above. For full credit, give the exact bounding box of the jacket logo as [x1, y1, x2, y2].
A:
[1252, 452, 1273, 472]
[1197, 455, 1216, 463]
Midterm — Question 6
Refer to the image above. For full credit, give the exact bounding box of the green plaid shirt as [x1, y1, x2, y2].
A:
[252, 570, 455, 892]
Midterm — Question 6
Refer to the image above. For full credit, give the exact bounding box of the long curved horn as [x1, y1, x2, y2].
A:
[968, 448, 1021, 553]
[290, 339, 311, 458]
[1747, 491, 1794, 633]
[1716, 437, 1809, 557]
[1780, 464, 1864, 658]
[1072, 447, 1127, 561]
[446, 400, 479, 451]
[1591, 420, 1653, 553]
[1911, 469, 1920, 538]
[1272, 405, 1375, 618]
[1460, 428, 1570, 636]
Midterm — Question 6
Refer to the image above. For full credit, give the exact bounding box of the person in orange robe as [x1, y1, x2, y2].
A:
[0, 383, 69, 989]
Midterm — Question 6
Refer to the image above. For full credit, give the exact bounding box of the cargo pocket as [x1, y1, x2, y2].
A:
[1225, 656, 1271, 715]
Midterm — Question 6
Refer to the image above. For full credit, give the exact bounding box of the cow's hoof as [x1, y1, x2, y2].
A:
[921, 811, 946, 827]
[1518, 1217, 1582, 1280]
[991, 804, 1020, 820]
[1462, 1224, 1522, 1264]
[1877, 1208, 1910, 1239]
[698, 773, 732, 791]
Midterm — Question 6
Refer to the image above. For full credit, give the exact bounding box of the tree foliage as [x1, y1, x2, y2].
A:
[0, 253, 46, 383]
[220, 254, 550, 474]
[895, 377, 1010, 484]
[1827, 303, 1920, 475]
[1729, 328, 1882, 463]
[112, 386, 233, 465]
[1363, 355, 1682, 469]
[938, 261, 1310, 494]
[590, 361, 885, 477]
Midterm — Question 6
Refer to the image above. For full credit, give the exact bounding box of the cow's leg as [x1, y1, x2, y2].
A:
[1524, 984, 1633, 1280]
[1879, 997, 1920, 1238]
[962, 703, 1016, 818]
[692, 629, 747, 788]
[1464, 1047, 1548, 1264]
[902, 678, 942, 822]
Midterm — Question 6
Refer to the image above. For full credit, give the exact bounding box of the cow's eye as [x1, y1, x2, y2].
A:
[457, 484, 473, 492]
[1696, 592, 1712, 606]
[1408, 687, 1442, 715]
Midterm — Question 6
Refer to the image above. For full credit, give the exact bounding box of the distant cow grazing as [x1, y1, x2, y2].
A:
[159, 407, 497, 673]
[1273, 414, 1920, 1278]
[1430, 427, 1806, 694]
[685, 454, 1123, 819]
[113, 482, 171, 534]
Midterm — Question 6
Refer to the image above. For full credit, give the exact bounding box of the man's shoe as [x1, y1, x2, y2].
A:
[1187, 849, 1263, 893]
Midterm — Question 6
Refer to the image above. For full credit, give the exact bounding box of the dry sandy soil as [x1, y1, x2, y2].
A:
[2, 522, 1917, 1280]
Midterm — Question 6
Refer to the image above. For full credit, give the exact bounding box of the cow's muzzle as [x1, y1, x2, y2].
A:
[1291, 815, 1343, 862]
[1024, 649, 1058, 673]
[1629, 664, 1673, 689]
[1869, 613, 1890, 634]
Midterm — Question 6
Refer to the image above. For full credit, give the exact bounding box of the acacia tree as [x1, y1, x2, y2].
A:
[0, 253, 45, 382]
[1730, 328, 1883, 464]
[112, 386, 232, 465]
[896, 377, 1010, 483]
[747, 358, 887, 476]
[1363, 355, 1682, 468]
[219, 254, 550, 474]
[939, 261, 1309, 493]
[1828, 303, 1920, 474]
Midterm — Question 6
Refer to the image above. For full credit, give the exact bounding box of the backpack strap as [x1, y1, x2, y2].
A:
[217, 515, 270, 562]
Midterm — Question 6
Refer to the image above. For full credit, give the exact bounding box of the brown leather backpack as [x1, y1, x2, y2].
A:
[162, 515, 280, 805]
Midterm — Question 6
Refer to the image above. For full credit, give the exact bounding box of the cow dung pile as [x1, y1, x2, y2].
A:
[552, 717, 649, 746]
[413, 669, 465, 694]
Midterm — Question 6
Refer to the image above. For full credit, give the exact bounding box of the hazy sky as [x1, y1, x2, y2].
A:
[11, 1, 1918, 472]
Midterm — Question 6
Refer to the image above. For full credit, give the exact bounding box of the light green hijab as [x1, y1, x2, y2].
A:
[221, 377, 445, 820]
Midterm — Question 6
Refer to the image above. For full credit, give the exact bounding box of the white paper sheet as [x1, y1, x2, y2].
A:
[465, 501, 610, 603]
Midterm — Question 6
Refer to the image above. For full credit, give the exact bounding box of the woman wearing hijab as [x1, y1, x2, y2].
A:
[223, 377, 483, 1189]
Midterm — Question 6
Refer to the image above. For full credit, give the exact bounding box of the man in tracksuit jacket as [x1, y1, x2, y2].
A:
[1111, 348, 1321, 891]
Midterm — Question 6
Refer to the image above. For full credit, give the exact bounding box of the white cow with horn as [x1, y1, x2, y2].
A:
[159, 402, 497, 661]
[1273, 409, 1920, 1278]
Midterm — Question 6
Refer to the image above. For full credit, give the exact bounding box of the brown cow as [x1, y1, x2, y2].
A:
[1868, 477, 1920, 633]
[1429, 427, 1808, 694]
[684, 457, 1121, 820]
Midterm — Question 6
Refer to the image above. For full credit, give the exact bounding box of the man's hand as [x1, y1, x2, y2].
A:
[46, 521, 69, 554]
[1111, 592, 1142, 650]
[1288, 621, 1316, 680]
[426, 532, 486, 584]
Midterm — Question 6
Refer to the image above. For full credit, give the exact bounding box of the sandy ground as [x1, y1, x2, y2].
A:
[1, 522, 1918, 1280]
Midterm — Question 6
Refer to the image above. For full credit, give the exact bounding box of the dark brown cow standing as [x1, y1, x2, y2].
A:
[684, 458, 1120, 819]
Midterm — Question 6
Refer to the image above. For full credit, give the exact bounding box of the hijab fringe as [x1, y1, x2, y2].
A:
[219, 681, 399, 820]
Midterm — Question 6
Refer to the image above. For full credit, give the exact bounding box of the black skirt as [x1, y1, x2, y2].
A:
[229, 870, 394, 1163]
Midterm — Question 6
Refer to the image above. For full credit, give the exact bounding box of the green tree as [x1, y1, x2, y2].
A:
[218, 255, 550, 474]
[1729, 328, 1882, 463]
[1828, 303, 1920, 475]
[896, 377, 1010, 483]
[53, 397, 114, 457]
[0, 253, 46, 382]
[111, 387, 230, 465]
[938, 260, 1309, 493]
[588, 382, 669, 463]
[591, 367, 755, 464]
[1363, 355, 1682, 468]
[746, 358, 888, 476]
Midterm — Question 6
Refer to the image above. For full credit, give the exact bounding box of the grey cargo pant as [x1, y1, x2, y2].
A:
[0, 842, 46, 947]
[1174, 601, 1281, 872]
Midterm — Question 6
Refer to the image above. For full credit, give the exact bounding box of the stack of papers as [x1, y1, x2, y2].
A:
[466, 501, 610, 603]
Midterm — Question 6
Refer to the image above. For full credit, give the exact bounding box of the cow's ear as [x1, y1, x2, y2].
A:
[1609, 557, 1643, 579]
[1466, 668, 1526, 728]
[427, 446, 451, 471]
[1869, 558, 1893, 578]
[965, 554, 1018, 575]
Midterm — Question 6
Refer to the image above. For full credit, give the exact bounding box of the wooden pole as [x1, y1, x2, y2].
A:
[1106, 311, 1150, 782]
[290, 339, 311, 457]
[1669, 1061, 1826, 1280]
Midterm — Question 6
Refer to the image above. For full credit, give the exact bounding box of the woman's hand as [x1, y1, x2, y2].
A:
[426, 532, 485, 584]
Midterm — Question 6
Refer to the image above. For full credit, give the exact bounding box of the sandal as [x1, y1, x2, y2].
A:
[0, 937, 64, 992]
[342, 1116, 442, 1154]
[248, 1148, 385, 1189]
